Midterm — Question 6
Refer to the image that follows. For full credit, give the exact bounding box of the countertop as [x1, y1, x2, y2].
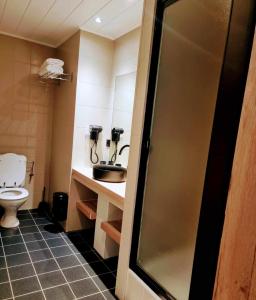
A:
[72, 166, 126, 209]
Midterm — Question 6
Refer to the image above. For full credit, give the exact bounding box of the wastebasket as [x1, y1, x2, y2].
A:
[52, 192, 68, 221]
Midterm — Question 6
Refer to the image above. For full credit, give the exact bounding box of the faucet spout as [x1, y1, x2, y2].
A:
[119, 144, 130, 155]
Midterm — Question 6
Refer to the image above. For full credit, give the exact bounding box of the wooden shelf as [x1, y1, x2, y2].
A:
[76, 200, 97, 220]
[101, 220, 122, 245]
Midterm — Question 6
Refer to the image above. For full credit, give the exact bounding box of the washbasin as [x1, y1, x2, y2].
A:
[93, 165, 127, 183]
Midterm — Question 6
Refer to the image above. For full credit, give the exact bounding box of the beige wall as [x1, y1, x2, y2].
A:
[0, 34, 55, 209]
[49, 32, 80, 202]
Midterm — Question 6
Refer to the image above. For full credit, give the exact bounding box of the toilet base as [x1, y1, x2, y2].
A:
[1, 207, 20, 228]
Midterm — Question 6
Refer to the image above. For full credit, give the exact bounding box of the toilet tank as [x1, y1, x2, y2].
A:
[0, 153, 27, 188]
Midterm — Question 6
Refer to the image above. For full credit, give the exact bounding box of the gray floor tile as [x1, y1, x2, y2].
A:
[41, 231, 61, 240]
[34, 259, 59, 274]
[2, 235, 23, 245]
[19, 219, 36, 227]
[80, 293, 105, 300]
[12, 276, 41, 296]
[4, 243, 26, 255]
[51, 246, 72, 258]
[17, 214, 32, 220]
[0, 257, 6, 269]
[46, 237, 66, 248]
[38, 270, 66, 289]
[0, 282, 12, 300]
[20, 225, 39, 234]
[44, 284, 75, 300]
[30, 249, 52, 262]
[9, 263, 35, 280]
[26, 240, 48, 251]
[70, 278, 99, 298]
[0, 227, 20, 237]
[0, 268, 8, 283]
[15, 291, 45, 300]
[23, 232, 43, 242]
[6, 252, 30, 267]
[0, 247, 4, 256]
[63, 265, 88, 282]
[56, 255, 80, 269]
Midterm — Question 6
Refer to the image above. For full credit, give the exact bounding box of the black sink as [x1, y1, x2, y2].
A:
[93, 165, 127, 183]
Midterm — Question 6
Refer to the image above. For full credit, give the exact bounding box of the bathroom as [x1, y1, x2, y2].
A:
[0, 0, 256, 300]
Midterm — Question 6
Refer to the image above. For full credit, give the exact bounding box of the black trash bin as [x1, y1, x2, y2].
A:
[52, 192, 68, 221]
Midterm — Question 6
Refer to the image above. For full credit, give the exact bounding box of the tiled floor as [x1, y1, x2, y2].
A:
[0, 210, 118, 300]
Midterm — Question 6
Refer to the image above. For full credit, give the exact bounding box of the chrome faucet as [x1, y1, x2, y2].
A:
[119, 144, 130, 155]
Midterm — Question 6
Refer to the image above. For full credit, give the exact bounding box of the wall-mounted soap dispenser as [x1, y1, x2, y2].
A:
[89, 125, 102, 164]
[110, 127, 124, 163]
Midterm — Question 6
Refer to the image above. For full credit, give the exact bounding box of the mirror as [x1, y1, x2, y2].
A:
[109, 72, 137, 166]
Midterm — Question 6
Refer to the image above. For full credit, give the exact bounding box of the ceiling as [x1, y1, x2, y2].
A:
[0, 0, 144, 48]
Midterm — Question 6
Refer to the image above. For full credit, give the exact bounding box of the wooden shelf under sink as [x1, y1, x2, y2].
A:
[76, 199, 97, 220]
[101, 220, 122, 245]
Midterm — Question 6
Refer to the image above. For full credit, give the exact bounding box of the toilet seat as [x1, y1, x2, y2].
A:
[0, 188, 29, 201]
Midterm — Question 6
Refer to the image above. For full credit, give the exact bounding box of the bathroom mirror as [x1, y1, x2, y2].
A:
[110, 72, 137, 166]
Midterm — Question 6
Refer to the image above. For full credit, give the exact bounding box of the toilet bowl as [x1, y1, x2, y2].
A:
[0, 154, 29, 228]
[0, 188, 29, 228]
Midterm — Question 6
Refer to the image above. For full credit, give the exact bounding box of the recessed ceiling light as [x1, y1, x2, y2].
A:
[95, 17, 102, 23]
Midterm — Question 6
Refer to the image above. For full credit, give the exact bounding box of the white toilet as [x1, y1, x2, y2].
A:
[0, 153, 29, 228]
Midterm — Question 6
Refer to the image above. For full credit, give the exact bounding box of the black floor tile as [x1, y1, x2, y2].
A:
[23, 232, 43, 242]
[20, 225, 39, 234]
[17, 214, 32, 220]
[0, 282, 12, 299]
[104, 257, 118, 271]
[4, 243, 26, 256]
[8, 263, 35, 280]
[30, 249, 53, 262]
[2, 235, 23, 245]
[34, 218, 52, 225]
[46, 237, 66, 248]
[17, 210, 30, 215]
[62, 265, 88, 282]
[0, 227, 20, 237]
[0, 247, 4, 256]
[0, 257, 6, 269]
[6, 252, 30, 267]
[38, 270, 66, 289]
[81, 251, 101, 263]
[103, 289, 118, 300]
[15, 291, 45, 300]
[80, 293, 105, 300]
[85, 261, 110, 276]
[72, 242, 91, 253]
[56, 255, 80, 269]
[70, 278, 99, 298]
[93, 273, 116, 291]
[34, 259, 59, 274]
[51, 246, 72, 258]
[0, 268, 8, 283]
[44, 284, 75, 300]
[26, 240, 48, 251]
[19, 219, 36, 227]
[12, 276, 41, 297]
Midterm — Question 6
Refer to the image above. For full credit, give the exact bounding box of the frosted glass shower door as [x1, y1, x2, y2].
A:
[135, 0, 232, 299]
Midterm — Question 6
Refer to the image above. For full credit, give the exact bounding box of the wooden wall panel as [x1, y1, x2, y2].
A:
[213, 30, 256, 300]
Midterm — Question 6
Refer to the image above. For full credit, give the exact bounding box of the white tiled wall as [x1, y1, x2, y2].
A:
[72, 28, 141, 169]
[72, 31, 114, 168]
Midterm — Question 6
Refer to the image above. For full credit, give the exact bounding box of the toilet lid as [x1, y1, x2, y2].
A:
[0, 153, 27, 187]
[0, 188, 29, 200]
